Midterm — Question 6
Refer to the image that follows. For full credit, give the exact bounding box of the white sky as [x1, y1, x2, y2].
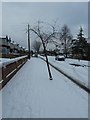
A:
[0, 1, 89, 49]
[0, 0, 90, 2]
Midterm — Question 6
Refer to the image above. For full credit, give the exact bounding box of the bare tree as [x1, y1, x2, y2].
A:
[60, 25, 73, 57]
[32, 40, 41, 53]
[30, 21, 57, 80]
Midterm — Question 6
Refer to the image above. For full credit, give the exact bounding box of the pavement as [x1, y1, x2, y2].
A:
[1, 57, 88, 118]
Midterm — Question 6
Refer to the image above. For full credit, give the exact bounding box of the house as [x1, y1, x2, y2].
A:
[0, 36, 28, 58]
[0, 36, 9, 57]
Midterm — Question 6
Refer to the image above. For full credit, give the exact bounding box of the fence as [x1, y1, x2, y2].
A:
[0, 55, 28, 90]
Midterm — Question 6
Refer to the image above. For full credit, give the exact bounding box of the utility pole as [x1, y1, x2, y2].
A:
[27, 24, 30, 59]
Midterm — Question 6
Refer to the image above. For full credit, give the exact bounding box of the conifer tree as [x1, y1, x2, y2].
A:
[72, 27, 87, 59]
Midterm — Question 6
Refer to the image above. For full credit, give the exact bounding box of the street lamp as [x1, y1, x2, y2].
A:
[27, 24, 30, 59]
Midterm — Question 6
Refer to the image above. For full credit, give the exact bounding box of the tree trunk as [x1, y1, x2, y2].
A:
[64, 38, 67, 58]
[42, 42, 53, 80]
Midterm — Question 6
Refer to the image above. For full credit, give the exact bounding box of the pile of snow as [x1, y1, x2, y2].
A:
[66, 58, 88, 67]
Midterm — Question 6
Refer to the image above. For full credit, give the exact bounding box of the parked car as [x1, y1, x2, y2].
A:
[33, 52, 38, 57]
[55, 55, 65, 61]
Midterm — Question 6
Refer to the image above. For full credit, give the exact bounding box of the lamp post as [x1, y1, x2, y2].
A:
[27, 24, 30, 59]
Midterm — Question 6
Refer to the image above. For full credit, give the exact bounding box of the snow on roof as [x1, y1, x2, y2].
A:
[0, 36, 6, 38]
[22, 47, 25, 49]
[86, 37, 90, 43]
[13, 42, 17, 45]
[10, 41, 14, 44]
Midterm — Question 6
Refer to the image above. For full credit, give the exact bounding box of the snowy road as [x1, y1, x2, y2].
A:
[40, 56, 88, 87]
[2, 57, 88, 118]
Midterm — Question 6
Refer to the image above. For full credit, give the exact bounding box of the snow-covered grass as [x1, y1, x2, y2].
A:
[40, 56, 88, 87]
[65, 58, 88, 67]
[1, 58, 88, 118]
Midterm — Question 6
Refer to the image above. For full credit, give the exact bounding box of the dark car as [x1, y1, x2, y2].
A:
[33, 52, 38, 57]
[55, 55, 65, 61]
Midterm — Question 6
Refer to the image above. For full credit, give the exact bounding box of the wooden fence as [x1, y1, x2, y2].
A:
[0, 56, 28, 90]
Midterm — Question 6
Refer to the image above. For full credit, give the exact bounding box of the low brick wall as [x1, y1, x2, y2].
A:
[0, 56, 28, 90]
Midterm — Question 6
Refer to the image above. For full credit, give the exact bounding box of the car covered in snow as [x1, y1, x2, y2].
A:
[55, 55, 65, 61]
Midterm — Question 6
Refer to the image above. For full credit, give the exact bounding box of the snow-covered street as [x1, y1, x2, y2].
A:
[2, 57, 88, 118]
[41, 56, 88, 87]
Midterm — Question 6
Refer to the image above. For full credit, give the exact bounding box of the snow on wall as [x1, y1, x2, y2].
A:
[0, 55, 28, 68]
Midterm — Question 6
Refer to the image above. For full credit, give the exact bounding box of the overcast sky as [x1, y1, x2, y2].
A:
[2, 2, 88, 49]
